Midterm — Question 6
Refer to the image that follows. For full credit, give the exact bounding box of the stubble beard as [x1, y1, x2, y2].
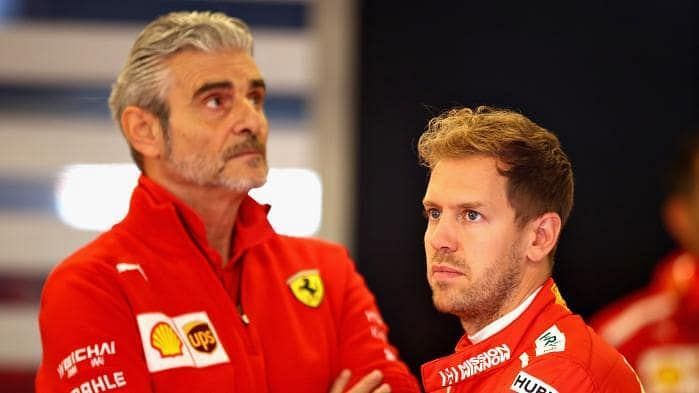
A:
[430, 242, 524, 331]
[164, 133, 268, 193]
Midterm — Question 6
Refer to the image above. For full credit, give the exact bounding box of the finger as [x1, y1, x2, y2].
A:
[372, 383, 391, 393]
[328, 369, 351, 393]
[348, 369, 383, 393]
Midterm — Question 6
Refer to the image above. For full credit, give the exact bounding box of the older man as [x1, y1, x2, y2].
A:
[418, 106, 643, 392]
[35, 11, 418, 393]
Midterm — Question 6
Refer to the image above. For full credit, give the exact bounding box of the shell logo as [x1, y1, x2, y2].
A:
[150, 322, 183, 357]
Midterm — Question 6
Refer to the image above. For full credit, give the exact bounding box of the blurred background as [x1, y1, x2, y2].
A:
[0, 1, 697, 391]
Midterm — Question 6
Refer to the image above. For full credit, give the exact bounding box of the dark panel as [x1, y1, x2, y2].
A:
[0, 84, 307, 122]
[0, 273, 46, 303]
[15, 0, 307, 28]
[0, 176, 56, 213]
[358, 0, 697, 377]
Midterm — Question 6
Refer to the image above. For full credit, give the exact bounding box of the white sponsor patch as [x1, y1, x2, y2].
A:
[519, 352, 530, 368]
[637, 344, 699, 392]
[136, 311, 229, 373]
[438, 344, 511, 387]
[57, 341, 116, 379]
[69, 371, 126, 393]
[510, 371, 559, 393]
[365, 310, 385, 325]
[116, 262, 148, 281]
[535, 325, 566, 356]
[173, 311, 229, 368]
[137, 313, 194, 372]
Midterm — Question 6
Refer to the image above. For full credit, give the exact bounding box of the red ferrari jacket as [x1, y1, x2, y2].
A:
[591, 251, 699, 392]
[36, 175, 419, 393]
[421, 279, 643, 393]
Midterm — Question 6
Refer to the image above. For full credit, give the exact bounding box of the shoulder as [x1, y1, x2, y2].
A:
[269, 235, 355, 271]
[274, 234, 349, 255]
[517, 317, 642, 392]
[538, 315, 619, 369]
[41, 230, 127, 309]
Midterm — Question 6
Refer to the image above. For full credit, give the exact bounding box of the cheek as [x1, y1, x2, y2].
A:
[258, 122, 270, 142]
[463, 227, 506, 261]
[423, 231, 432, 258]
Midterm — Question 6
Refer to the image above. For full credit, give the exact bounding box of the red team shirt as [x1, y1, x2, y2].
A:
[36, 176, 419, 393]
[591, 251, 699, 392]
[421, 279, 644, 393]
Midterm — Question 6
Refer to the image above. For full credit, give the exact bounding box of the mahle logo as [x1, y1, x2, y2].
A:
[184, 321, 217, 353]
[150, 322, 183, 357]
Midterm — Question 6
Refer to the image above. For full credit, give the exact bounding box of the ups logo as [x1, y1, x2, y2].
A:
[184, 321, 217, 353]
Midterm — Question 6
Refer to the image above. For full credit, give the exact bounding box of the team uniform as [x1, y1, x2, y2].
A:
[36, 176, 419, 393]
[421, 279, 644, 393]
[591, 251, 699, 393]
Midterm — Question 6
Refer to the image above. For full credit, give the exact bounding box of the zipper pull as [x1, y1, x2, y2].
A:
[237, 303, 250, 325]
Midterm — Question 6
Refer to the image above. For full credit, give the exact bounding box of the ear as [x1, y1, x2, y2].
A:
[525, 212, 562, 263]
[120, 106, 166, 159]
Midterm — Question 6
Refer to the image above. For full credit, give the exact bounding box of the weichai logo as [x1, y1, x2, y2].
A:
[184, 321, 217, 353]
[150, 322, 183, 357]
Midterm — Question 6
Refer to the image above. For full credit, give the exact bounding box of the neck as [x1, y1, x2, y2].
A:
[186, 187, 245, 262]
[460, 270, 549, 335]
[147, 171, 246, 262]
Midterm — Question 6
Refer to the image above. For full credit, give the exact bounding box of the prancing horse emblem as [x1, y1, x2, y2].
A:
[287, 269, 324, 308]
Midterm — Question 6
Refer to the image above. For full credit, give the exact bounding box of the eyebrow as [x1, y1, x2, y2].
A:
[192, 79, 267, 100]
[250, 78, 266, 90]
[192, 81, 233, 99]
[422, 200, 485, 210]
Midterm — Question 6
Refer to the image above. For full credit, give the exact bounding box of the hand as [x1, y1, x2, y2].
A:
[329, 369, 391, 393]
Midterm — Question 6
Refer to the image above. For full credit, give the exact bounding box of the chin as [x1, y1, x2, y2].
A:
[431, 288, 460, 315]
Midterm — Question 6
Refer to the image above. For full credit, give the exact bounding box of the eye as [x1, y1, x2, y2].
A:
[423, 208, 441, 221]
[464, 210, 482, 222]
[205, 96, 223, 109]
[247, 91, 265, 107]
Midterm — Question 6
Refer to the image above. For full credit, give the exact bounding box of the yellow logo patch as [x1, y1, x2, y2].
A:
[287, 269, 324, 308]
[150, 322, 183, 358]
[551, 283, 569, 310]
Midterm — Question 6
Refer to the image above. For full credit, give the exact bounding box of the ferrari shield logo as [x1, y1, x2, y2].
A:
[287, 269, 324, 308]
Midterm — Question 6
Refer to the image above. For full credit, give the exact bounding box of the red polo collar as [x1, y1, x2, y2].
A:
[120, 175, 276, 267]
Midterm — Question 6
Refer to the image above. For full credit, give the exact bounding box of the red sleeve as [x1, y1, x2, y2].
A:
[334, 254, 420, 392]
[36, 260, 152, 392]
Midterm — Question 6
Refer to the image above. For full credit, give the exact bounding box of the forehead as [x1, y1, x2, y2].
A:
[165, 48, 261, 89]
[424, 155, 509, 206]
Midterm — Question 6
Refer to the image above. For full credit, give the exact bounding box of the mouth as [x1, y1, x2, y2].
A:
[229, 149, 263, 159]
[430, 264, 466, 281]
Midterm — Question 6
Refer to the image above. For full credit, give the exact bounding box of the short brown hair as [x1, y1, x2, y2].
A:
[418, 106, 574, 227]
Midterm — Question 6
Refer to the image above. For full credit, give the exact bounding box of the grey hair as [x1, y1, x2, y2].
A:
[108, 11, 254, 170]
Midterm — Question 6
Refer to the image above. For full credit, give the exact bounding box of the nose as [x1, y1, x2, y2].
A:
[231, 97, 267, 137]
[426, 218, 459, 254]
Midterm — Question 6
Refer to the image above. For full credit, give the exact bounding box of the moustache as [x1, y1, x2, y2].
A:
[222, 137, 266, 161]
[431, 251, 467, 269]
